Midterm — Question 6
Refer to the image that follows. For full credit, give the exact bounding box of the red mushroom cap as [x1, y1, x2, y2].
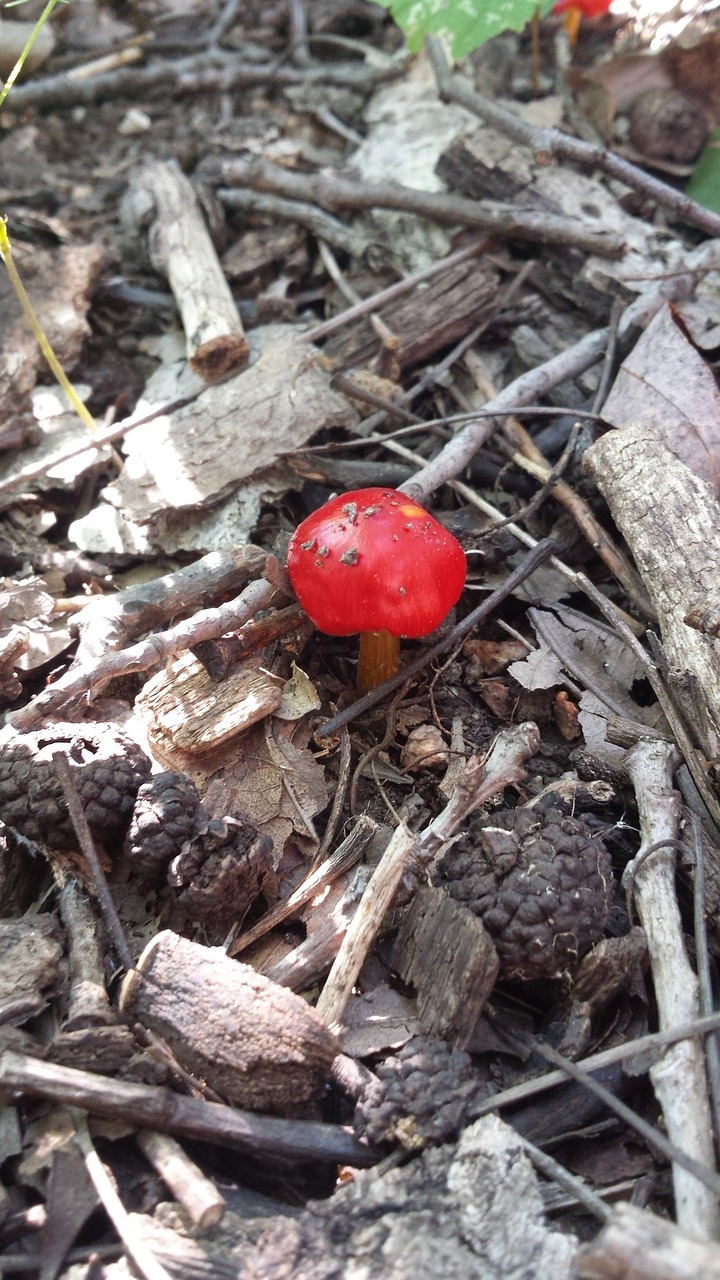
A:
[552, 0, 611, 15]
[287, 488, 466, 638]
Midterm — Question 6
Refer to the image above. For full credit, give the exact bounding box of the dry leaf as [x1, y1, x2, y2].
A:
[601, 305, 720, 497]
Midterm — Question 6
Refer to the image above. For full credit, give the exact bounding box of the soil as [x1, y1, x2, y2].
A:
[2, 1, 720, 1276]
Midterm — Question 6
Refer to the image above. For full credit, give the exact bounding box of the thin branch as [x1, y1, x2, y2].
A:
[52, 752, 133, 973]
[10, 578, 282, 731]
[426, 34, 720, 240]
[0, 1052, 377, 1167]
[215, 157, 624, 258]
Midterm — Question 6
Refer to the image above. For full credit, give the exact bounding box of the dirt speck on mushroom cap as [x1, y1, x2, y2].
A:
[287, 488, 466, 638]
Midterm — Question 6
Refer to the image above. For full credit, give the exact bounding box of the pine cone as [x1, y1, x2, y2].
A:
[438, 799, 613, 982]
[0, 724, 151, 851]
[354, 1035, 490, 1148]
[169, 812, 275, 926]
[124, 772, 201, 883]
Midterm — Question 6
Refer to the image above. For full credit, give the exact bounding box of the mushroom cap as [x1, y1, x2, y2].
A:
[287, 488, 466, 638]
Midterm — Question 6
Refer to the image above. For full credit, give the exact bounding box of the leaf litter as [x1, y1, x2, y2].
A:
[3, 0, 720, 1275]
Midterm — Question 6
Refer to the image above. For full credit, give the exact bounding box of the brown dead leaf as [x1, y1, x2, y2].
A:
[601, 305, 720, 498]
[464, 637, 529, 676]
[662, 25, 720, 122]
[202, 718, 329, 864]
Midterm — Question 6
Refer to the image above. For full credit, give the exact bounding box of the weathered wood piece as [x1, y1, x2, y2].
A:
[136, 650, 284, 758]
[125, 159, 249, 381]
[135, 1130, 226, 1230]
[242, 1114, 576, 1280]
[391, 886, 499, 1048]
[436, 126, 672, 318]
[102, 329, 357, 526]
[119, 931, 339, 1116]
[323, 258, 500, 371]
[577, 1202, 720, 1279]
[583, 420, 720, 757]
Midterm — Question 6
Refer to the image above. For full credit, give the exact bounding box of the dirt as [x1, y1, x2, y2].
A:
[2, 0, 720, 1276]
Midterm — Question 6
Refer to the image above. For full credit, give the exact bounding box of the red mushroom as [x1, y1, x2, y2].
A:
[287, 488, 466, 692]
[552, 0, 612, 43]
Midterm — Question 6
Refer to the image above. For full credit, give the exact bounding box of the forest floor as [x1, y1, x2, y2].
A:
[3, 1, 720, 1277]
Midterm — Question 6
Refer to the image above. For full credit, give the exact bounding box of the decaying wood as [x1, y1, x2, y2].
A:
[241, 1115, 576, 1280]
[316, 723, 540, 1031]
[584, 419, 720, 759]
[304, 236, 491, 344]
[577, 1202, 720, 1279]
[120, 931, 340, 1116]
[137, 650, 284, 758]
[124, 159, 249, 382]
[323, 257, 500, 371]
[391, 887, 499, 1048]
[624, 741, 720, 1240]
[135, 1130, 226, 1231]
[0, 1051, 374, 1167]
[72, 543, 267, 665]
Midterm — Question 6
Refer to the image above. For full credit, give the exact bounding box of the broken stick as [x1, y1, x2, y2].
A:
[125, 159, 249, 381]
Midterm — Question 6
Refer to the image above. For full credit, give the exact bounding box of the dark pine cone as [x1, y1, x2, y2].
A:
[0, 724, 151, 851]
[168, 811, 275, 927]
[354, 1035, 490, 1148]
[438, 798, 614, 983]
[124, 771, 202, 883]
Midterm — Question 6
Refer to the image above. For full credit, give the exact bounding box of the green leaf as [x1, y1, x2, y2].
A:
[686, 127, 720, 216]
[374, 0, 556, 58]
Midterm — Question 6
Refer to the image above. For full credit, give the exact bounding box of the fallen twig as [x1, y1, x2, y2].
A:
[426, 35, 720, 241]
[53, 751, 134, 972]
[315, 722, 540, 1030]
[5, 48, 400, 112]
[214, 157, 624, 257]
[72, 1111, 173, 1280]
[0, 1052, 377, 1167]
[10, 578, 284, 731]
[624, 741, 720, 1239]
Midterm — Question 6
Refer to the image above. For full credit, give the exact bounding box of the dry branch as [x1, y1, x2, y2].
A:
[0, 1052, 375, 1167]
[426, 35, 720, 240]
[625, 741, 719, 1240]
[215, 156, 624, 258]
[316, 722, 540, 1030]
[125, 159, 248, 380]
